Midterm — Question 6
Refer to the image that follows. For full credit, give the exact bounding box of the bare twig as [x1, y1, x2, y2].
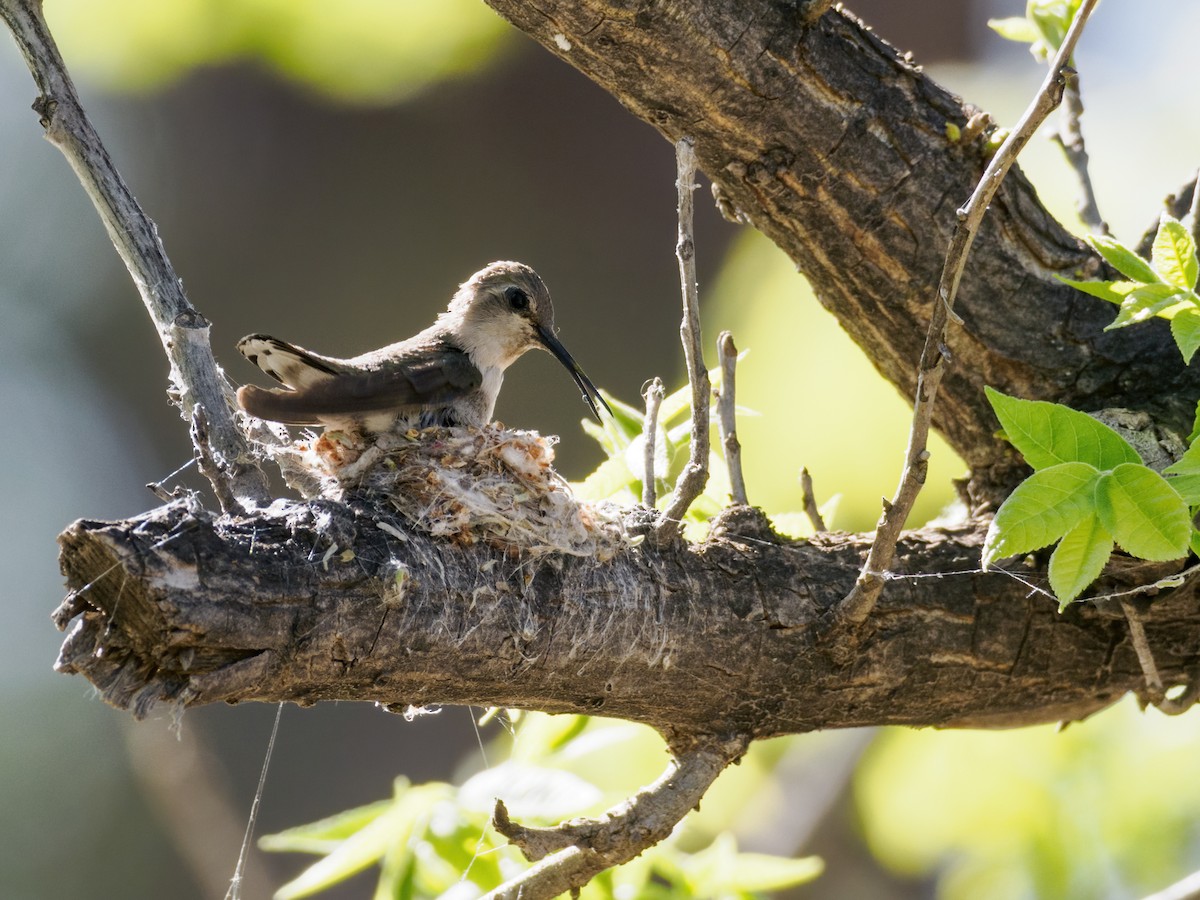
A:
[800, 467, 826, 533]
[1052, 69, 1108, 234]
[641, 377, 665, 508]
[716, 332, 748, 506]
[655, 137, 710, 540]
[1121, 599, 1165, 699]
[488, 735, 746, 900]
[0, 0, 271, 512]
[837, 0, 1100, 627]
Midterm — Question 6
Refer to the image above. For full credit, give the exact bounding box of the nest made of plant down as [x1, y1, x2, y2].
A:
[271, 424, 625, 560]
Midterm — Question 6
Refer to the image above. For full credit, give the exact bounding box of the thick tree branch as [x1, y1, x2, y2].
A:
[0, 0, 271, 511]
[53, 501, 1200, 735]
[482, 0, 1200, 500]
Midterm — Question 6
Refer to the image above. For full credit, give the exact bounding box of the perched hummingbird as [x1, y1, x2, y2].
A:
[236, 261, 610, 434]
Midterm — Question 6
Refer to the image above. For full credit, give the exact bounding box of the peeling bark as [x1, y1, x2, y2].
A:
[55, 502, 1199, 735]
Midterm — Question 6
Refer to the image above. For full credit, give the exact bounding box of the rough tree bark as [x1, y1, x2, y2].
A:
[22, 0, 1200, 895]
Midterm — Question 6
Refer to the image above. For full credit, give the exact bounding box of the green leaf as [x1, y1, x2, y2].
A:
[1167, 474, 1200, 505]
[270, 784, 451, 899]
[1107, 284, 1187, 329]
[1163, 442, 1200, 503]
[1163, 441, 1200, 477]
[258, 799, 393, 855]
[1151, 215, 1199, 290]
[1190, 399, 1200, 445]
[1094, 464, 1191, 560]
[987, 16, 1040, 43]
[571, 454, 637, 503]
[1087, 234, 1160, 284]
[1048, 515, 1113, 607]
[1056, 276, 1137, 305]
[982, 462, 1100, 568]
[985, 387, 1141, 470]
[1191, 529, 1200, 559]
[1171, 308, 1200, 363]
[720, 853, 825, 891]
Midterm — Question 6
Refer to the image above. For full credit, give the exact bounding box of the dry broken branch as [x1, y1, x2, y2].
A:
[641, 377, 665, 508]
[0, 0, 271, 512]
[1053, 68, 1108, 234]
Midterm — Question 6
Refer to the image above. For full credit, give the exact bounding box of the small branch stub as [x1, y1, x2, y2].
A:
[716, 331, 748, 506]
[641, 377, 665, 508]
[800, 467, 826, 533]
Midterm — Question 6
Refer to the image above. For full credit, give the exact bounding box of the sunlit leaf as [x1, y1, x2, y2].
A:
[1166, 474, 1200, 505]
[1056, 276, 1137, 305]
[1163, 441, 1200, 477]
[987, 16, 1040, 43]
[1048, 515, 1113, 606]
[1087, 234, 1160, 285]
[1151, 215, 1199, 291]
[721, 852, 824, 891]
[270, 783, 451, 899]
[571, 454, 637, 502]
[1171, 308, 1200, 363]
[1095, 464, 1190, 560]
[985, 388, 1140, 471]
[458, 761, 602, 821]
[1107, 284, 1187, 330]
[257, 799, 393, 855]
[982, 462, 1099, 568]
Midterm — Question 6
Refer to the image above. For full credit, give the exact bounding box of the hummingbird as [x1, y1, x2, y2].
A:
[235, 261, 610, 435]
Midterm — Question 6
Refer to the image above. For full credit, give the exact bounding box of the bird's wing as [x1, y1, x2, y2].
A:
[236, 334, 343, 390]
[236, 339, 482, 425]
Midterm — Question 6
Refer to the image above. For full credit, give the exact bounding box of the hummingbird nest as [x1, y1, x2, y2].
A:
[270, 425, 625, 560]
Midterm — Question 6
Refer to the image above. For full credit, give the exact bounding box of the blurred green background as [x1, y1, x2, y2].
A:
[4, 0, 1200, 897]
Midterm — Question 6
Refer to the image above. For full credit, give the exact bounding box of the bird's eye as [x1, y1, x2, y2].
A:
[504, 286, 530, 311]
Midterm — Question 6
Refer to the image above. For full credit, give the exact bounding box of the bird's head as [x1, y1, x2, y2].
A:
[447, 261, 610, 421]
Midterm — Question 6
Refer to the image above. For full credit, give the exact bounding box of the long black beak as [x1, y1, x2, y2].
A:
[537, 325, 612, 422]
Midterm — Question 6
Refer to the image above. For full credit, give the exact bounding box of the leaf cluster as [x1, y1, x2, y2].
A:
[261, 713, 821, 900]
[989, 0, 1084, 61]
[1061, 216, 1200, 362]
[982, 389, 1197, 605]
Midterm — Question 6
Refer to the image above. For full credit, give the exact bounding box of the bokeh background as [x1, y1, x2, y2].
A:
[4, 1, 1200, 897]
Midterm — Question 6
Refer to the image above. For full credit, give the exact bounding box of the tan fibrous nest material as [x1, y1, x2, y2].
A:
[271, 424, 625, 560]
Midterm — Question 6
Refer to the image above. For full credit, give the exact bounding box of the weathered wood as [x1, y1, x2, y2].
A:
[54, 501, 1199, 737]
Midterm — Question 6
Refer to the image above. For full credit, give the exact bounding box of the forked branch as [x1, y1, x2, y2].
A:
[489, 735, 747, 900]
[0, 0, 271, 511]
